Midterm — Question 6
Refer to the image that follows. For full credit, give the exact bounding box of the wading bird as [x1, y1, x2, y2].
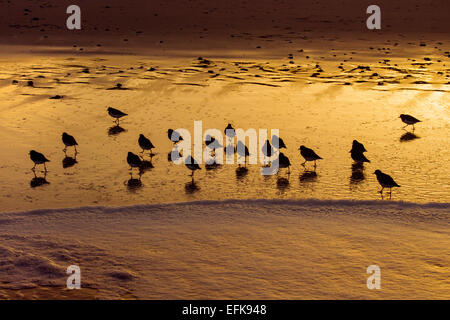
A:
[29, 150, 50, 172]
[138, 134, 155, 155]
[107, 107, 128, 124]
[373, 169, 400, 196]
[399, 114, 421, 130]
[299, 145, 322, 168]
[62, 132, 78, 154]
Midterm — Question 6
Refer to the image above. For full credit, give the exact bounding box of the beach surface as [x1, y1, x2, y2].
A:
[0, 0, 448, 300]
[1, 199, 449, 299]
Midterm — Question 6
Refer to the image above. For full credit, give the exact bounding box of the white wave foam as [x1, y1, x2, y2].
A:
[3, 198, 449, 216]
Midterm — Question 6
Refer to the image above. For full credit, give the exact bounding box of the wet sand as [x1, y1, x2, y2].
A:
[0, 41, 449, 211]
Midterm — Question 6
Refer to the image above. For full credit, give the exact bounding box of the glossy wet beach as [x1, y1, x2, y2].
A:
[0, 43, 448, 212]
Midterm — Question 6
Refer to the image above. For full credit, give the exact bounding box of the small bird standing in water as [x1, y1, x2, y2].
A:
[262, 139, 274, 165]
[107, 107, 127, 124]
[373, 169, 400, 195]
[271, 135, 286, 149]
[350, 140, 369, 163]
[350, 150, 370, 163]
[185, 155, 201, 177]
[224, 123, 236, 142]
[138, 134, 155, 155]
[236, 140, 250, 166]
[62, 132, 78, 154]
[278, 152, 291, 174]
[29, 150, 50, 171]
[351, 140, 367, 153]
[299, 145, 322, 167]
[127, 152, 142, 170]
[399, 114, 421, 130]
[168, 129, 183, 144]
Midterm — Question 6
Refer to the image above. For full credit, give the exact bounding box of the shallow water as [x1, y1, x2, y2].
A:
[0, 49, 449, 212]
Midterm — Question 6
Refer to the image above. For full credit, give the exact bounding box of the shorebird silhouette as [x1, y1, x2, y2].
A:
[236, 140, 250, 166]
[224, 123, 236, 143]
[271, 135, 286, 149]
[127, 152, 142, 170]
[351, 140, 367, 153]
[278, 152, 291, 174]
[138, 134, 155, 155]
[205, 134, 223, 150]
[29, 150, 50, 172]
[350, 149, 370, 163]
[262, 140, 274, 165]
[299, 145, 322, 168]
[374, 169, 400, 196]
[107, 107, 127, 124]
[399, 114, 421, 131]
[168, 129, 183, 144]
[185, 155, 201, 177]
[62, 132, 78, 154]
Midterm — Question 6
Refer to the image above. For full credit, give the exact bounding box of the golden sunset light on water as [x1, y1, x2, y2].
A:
[0, 0, 448, 302]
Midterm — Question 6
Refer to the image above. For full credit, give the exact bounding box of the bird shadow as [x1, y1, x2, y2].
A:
[185, 179, 200, 194]
[126, 173, 143, 191]
[400, 132, 419, 142]
[108, 125, 126, 136]
[30, 171, 49, 188]
[62, 155, 78, 168]
[140, 160, 154, 172]
[205, 160, 221, 171]
[299, 170, 317, 182]
[235, 166, 249, 180]
[350, 163, 365, 184]
[276, 176, 290, 190]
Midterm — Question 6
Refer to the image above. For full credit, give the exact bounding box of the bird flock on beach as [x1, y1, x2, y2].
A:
[28, 105, 423, 198]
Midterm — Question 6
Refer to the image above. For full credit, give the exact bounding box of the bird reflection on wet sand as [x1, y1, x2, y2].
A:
[235, 166, 249, 179]
[276, 177, 290, 190]
[205, 161, 221, 171]
[140, 159, 154, 172]
[400, 131, 419, 142]
[30, 171, 49, 188]
[62, 154, 78, 168]
[350, 162, 365, 184]
[300, 170, 318, 182]
[127, 172, 143, 191]
[108, 125, 126, 136]
[185, 179, 200, 194]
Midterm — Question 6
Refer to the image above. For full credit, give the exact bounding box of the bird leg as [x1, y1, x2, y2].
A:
[44, 163, 48, 172]
[301, 160, 306, 167]
[378, 187, 384, 194]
